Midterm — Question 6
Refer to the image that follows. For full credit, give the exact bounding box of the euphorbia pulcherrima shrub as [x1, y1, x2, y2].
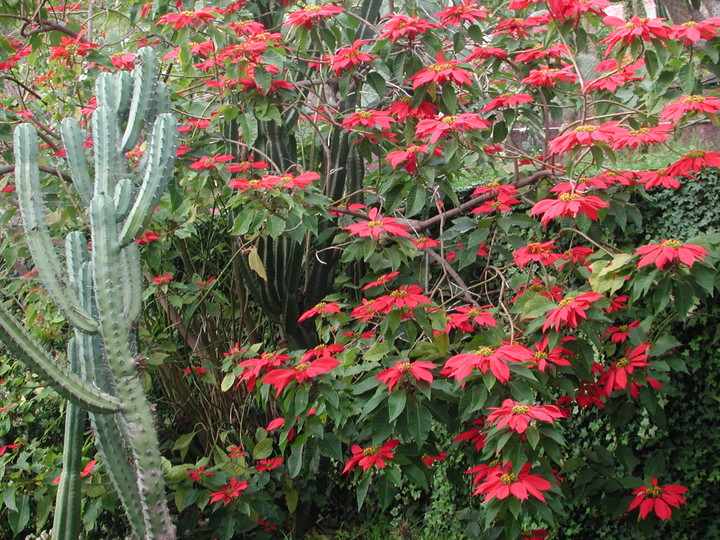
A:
[1, 0, 720, 537]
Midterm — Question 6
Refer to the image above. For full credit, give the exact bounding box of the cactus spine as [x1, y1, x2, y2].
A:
[1, 48, 177, 539]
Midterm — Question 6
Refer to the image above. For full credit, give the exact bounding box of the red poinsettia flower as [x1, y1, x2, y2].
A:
[376, 360, 436, 391]
[447, 305, 496, 333]
[454, 418, 487, 451]
[255, 457, 284, 472]
[547, 0, 609, 23]
[666, 149, 720, 178]
[513, 241, 563, 268]
[514, 44, 569, 63]
[284, 4, 343, 29]
[153, 273, 173, 284]
[530, 336, 573, 371]
[436, 0, 489, 26]
[236, 351, 289, 391]
[599, 343, 650, 394]
[330, 39, 376, 75]
[342, 109, 396, 130]
[187, 465, 213, 481]
[415, 113, 491, 143]
[486, 398, 565, 433]
[531, 192, 609, 226]
[628, 478, 688, 520]
[379, 14, 437, 42]
[521, 64, 578, 87]
[343, 207, 410, 239]
[604, 320, 640, 343]
[549, 121, 626, 154]
[209, 477, 248, 506]
[669, 20, 720, 45]
[373, 285, 431, 313]
[441, 344, 534, 383]
[638, 168, 681, 190]
[482, 93, 533, 112]
[189, 154, 235, 170]
[542, 291, 604, 332]
[409, 52, 473, 88]
[342, 439, 400, 473]
[474, 462, 554, 502]
[493, 15, 552, 38]
[362, 271, 400, 290]
[634, 239, 708, 269]
[262, 357, 340, 396]
[610, 124, 673, 149]
[157, 7, 220, 30]
[660, 95, 720, 122]
[49, 35, 98, 63]
[298, 301, 342, 322]
[600, 16, 669, 56]
[584, 57, 644, 93]
[422, 451, 449, 467]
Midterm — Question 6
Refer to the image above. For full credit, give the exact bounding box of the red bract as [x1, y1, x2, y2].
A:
[482, 93, 533, 112]
[666, 149, 720, 178]
[157, 7, 220, 30]
[542, 291, 604, 332]
[436, 0, 489, 26]
[486, 398, 565, 433]
[670, 20, 720, 44]
[493, 15, 551, 37]
[584, 57, 644, 93]
[604, 320, 640, 343]
[531, 191, 609, 226]
[343, 207, 410, 239]
[549, 121, 626, 154]
[189, 154, 235, 170]
[447, 305, 496, 333]
[330, 40, 375, 75]
[342, 109, 396, 130]
[513, 241, 562, 268]
[441, 344, 534, 383]
[514, 44, 569, 63]
[262, 357, 340, 396]
[379, 14, 437, 42]
[372, 285, 431, 313]
[628, 478, 688, 520]
[474, 462, 553, 502]
[409, 53, 473, 88]
[255, 457, 284, 471]
[521, 64, 578, 87]
[660, 95, 720, 122]
[600, 16, 669, 56]
[547, 0, 608, 23]
[469, 191, 521, 214]
[386, 144, 436, 173]
[362, 271, 399, 290]
[454, 418, 487, 450]
[638, 168, 680, 190]
[611, 124, 673, 149]
[284, 4, 343, 29]
[298, 302, 342, 322]
[634, 239, 708, 269]
[209, 477, 248, 506]
[376, 360, 436, 391]
[599, 343, 650, 394]
[530, 336, 572, 371]
[342, 439, 399, 473]
[49, 36, 98, 62]
[415, 113, 491, 143]
[236, 352, 289, 391]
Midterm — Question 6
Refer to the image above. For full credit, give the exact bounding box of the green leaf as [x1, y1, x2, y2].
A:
[678, 63, 696, 94]
[8, 495, 29, 536]
[366, 71, 387, 99]
[405, 400, 432, 445]
[519, 292, 555, 320]
[285, 487, 298, 514]
[356, 474, 372, 511]
[248, 247, 267, 281]
[172, 431, 196, 460]
[288, 443, 304, 478]
[221, 372, 236, 392]
[266, 215, 285, 238]
[525, 426, 540, 449]
[253, 438, 274, 460]
[388, 391, 407, 422]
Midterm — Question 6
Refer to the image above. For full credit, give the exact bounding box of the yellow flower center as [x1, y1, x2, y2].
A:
[500, 473, 516, 484]
[304, 5, 323, 12]
[363, 446, 380, 456]
[357, 111, 374, 118]
[295, 363, 309, 371]
[683, 149, 706, 158]
[683, 21, 697, 28]
[429, 62, 454, 71]
[574, 124, 597, 133]
[559, 298, 573, 307]
[511, 405, 530, 414]
[399, 362, 412, 371]
[441, 115, 457, 124]
[534, 351, 548, 360]
[616, 357, 630, 368]
[683, 95, 706, 103]
[661, 239, 682, 248]
[468, 309, 480, 317]
[624, 22, 637, 29]
[646, 485, 663, 497]
[617, 325, 628, 332]
[476, 347, 494, 356]
[391, 289, 408, 298]
[500, 92, 513, 98]
[527, 243, 549, 254]
[559, 193, 580, 202]
[367, 220, 383, 227]
[630, 127, 650, 135]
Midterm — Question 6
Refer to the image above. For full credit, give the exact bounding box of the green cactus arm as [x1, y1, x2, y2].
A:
[14, 123, 98, 333]
[121, 47, 159, 152]
[60, 119, 93, 205]
[0, 306, 119, 413]
[120, 244, 143, 322]
[92, 106, 120, 198]
[91, 194, 176, 538]
[52, 338, 86, 540]
[114, 178, 134, 220]
[119, 113, 178, 246]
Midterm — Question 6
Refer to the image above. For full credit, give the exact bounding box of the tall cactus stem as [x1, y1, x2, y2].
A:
[121, 48, 159, 152]
[14, 124, 98, 332]
[119, 113, 178, 246]
[114, 178, 134, 220]
[60, 119, 93, 205]
[52, 337, 86, 540]
[92, 106, 120, 197]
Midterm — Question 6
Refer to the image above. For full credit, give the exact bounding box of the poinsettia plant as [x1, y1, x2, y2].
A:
[1, 0, 719, 538]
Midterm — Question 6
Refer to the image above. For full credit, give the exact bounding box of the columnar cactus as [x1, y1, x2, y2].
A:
[0, 48, 178, 539]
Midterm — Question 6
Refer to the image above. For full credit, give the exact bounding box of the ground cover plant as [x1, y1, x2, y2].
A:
[0, 0, 719, 538]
